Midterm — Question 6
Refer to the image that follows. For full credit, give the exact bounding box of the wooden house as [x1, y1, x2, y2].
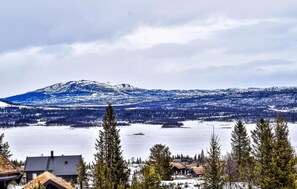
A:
[23, 171, 74, 189]
[171, 162, 188, 175]
[0, 153, 22, 189]
[24, 151, 81, 183]
[190, 166, 205, 177]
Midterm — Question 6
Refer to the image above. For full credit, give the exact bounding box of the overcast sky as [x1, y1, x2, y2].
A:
[0, 0, 297, 97]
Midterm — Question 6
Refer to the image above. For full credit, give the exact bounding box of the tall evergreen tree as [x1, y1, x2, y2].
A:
[93, 104, 129, 189]
[77, 158, 89, 189]
[0, 133, 11, 159]
[203, 133, 224, 189]
[251, 118, 275, 189]
[148, 144, 172, 180]
[273, 116, 296, 189]
[141, 165, 162, 189]
[93, 162, 113, 189]
[230, 121, 251, 182]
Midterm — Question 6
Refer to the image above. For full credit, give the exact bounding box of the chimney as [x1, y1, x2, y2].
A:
[51, 151, 54, 159]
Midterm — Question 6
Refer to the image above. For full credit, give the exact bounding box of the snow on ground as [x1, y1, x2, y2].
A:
[0, 121, 296, 163]
[0, 101, 10, 107]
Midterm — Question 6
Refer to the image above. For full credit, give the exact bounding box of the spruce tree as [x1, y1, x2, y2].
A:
[77, 158, 89, 189]
[273, 116, 296, 189]
[94, 162, 113, 189]
[251, 118, 275, 189]
[93, 104, 129, 189]
[111, 126, 130, 187]
[0, 133, 11, 159]
[141, 165, 162, 189]
[203, 133, 224, 189]
[148, 144, 172, 180]
[230, 121, 251, 182]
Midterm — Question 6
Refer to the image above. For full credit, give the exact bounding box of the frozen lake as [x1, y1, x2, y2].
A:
[1, 121, 297, 162]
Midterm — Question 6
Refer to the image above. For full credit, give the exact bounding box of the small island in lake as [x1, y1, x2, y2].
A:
[162, 122, 184, 128]
[133, 132, 145, 135]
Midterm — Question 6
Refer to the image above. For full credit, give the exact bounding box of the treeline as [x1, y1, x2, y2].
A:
[1, 104, 297, 188]
[79, 104, 173, 189]
[1, 104, 297, 127]
[204, 117, 296, 189]
[79, 106, 297, 189]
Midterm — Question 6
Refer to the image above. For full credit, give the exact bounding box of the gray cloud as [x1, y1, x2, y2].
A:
[1, 1, 297, 97]
[1, 0, 297, 51]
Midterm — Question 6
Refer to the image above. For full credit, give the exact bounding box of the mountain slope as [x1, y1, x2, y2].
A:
[3, 80, 183, 106]
[3, 80, 297, 109]
[3, 80, 297, 112]
[1, 80, 297, 126]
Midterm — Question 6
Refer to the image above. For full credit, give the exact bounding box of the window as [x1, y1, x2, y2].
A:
[32, 173, 37, 179]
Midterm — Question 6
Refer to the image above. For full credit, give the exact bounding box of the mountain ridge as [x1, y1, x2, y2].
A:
[3, 80, 297, 107]
[1, 80, 297, 126]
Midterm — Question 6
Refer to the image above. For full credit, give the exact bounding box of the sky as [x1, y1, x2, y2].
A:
[0, 0, 297, 97]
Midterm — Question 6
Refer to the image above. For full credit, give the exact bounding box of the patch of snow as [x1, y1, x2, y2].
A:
[0, 101, 10, 107]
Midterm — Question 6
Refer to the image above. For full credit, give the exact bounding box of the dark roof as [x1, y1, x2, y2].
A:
[24, 155, 81, 176]
[24, 157, 49, 172]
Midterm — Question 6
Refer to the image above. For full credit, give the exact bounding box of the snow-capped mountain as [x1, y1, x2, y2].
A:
[3, 80, 176, 106]
[1, 80, 297, 126]
[3, 80, 297, 111]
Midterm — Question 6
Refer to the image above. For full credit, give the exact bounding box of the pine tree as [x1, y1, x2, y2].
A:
[251, 118, 275, 189]
[93, 162, 113, 189]
[230, 121, 251, 182]
[0, 133, 11, 159]
[203, 133, 224, 189]
[141, 165, 162, 189]
[77, 158, 89, 189]
[111, 126, 130, 187]
[148, 144, 172, 180]
[93, 104, 129, 189]
[273, 116, 297, 189]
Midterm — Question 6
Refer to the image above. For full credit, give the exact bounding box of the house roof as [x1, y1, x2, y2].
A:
[25, 155, 81, 176]
[170, 162, 187, 169]
[0, 153, 21, 176]
[192, 166, 204, 175]
[23, 171, 74, 189]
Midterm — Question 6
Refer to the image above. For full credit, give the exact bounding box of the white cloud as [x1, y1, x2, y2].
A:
[1, 3, 297, 97]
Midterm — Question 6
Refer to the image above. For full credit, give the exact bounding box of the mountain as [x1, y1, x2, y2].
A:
[1, 80, 297, 126]
[3, 80, 191, 106]
[3, 80, 297, 110]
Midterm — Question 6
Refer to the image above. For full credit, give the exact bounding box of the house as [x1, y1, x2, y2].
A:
[171, 162, 188, 175]
[0, 153, 22, 189]
[190, 166, 204, 178]
[24, 151, 82, 183]
[23, 171, 74, 189]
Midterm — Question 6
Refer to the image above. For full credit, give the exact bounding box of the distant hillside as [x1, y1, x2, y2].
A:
[4, 80, 297, 110]
[1, 80, 297, 126]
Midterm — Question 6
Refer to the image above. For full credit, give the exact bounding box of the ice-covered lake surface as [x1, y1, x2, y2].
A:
[1, 121, 297, 162]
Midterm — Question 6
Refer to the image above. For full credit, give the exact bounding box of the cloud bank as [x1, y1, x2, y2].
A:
[0, 0, 297, 97]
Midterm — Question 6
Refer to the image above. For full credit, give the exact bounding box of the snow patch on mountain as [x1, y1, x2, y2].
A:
[2, 80, 297, 110]
[0, 101, 10, 107]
